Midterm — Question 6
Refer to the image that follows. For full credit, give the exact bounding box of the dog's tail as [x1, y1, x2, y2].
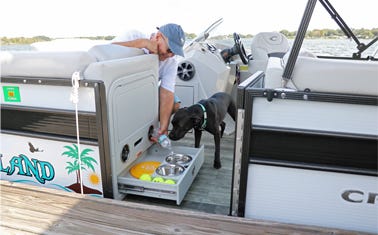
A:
[228, 99, 236, 121]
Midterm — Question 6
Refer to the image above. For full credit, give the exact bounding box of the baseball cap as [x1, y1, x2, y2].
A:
[157, 23, 186, 57]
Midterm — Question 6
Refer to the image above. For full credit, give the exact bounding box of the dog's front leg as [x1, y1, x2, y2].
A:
[220, 121, 226, 138]
[213, 132, 221, 169]
[194, 129, 202, 148]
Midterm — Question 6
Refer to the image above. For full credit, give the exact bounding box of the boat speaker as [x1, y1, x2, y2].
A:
[177, 61, 195, 81]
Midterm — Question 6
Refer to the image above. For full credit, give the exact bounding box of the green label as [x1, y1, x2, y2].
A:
[3, 86, 21, 102]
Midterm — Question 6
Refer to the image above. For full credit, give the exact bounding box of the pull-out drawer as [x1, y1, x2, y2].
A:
[118, 144, 204, 205]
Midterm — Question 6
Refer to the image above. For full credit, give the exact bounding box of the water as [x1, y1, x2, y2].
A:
[1, 44, 35, 51]
[213, 38, 377, 58]
[300, 39, 377, 57]
[2, 38, 377, 58]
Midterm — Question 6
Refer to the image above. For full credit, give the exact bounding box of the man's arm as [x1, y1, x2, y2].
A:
[112, 39, 157, 54]
[159, 87, 174, 136]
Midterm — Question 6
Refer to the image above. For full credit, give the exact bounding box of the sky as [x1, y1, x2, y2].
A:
[0, 0, 377, 38]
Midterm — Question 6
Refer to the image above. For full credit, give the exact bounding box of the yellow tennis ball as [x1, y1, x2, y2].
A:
[139, 174, 152, 181]
[164, 179, 175, 184]
[152, 177, 165, 183]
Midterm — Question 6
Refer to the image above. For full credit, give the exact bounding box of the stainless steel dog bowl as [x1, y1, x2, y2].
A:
[156, 164, 185, 177]
[165, 154, 192, 166]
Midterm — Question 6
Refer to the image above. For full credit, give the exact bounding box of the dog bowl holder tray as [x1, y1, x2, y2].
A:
[117, 144, 204, 205]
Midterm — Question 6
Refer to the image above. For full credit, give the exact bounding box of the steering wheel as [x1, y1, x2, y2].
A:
[233, 33, 248, 64]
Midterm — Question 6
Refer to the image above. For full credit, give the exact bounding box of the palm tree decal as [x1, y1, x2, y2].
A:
[61, 144, 102, 195]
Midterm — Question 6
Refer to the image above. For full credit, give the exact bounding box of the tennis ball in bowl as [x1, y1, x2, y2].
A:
[152, 177, 165, 183]
[165, 179, 176, 184]
[139, 174, 152, 181]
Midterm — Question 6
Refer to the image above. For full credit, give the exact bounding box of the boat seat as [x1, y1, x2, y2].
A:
[263, 49, 316, 88]
[0, 51, 96, 78]
[290, 57, 378, 96]
[263, 57, 296, 89]
[250, 32, 290, 60]
[0, 44, 145, 79]
[263, 51, 378, 96]
[88, 44, 144, 62]
[248, 32, 290, 74]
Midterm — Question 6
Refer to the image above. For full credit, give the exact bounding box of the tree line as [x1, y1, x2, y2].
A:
[215, 28, 378, 40]
[2, 28, 377, 45]
[1, 35, 114, 45]
[280, 28, 378, 39]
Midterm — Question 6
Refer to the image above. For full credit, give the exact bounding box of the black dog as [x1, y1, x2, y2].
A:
[169, 92, 236, 169]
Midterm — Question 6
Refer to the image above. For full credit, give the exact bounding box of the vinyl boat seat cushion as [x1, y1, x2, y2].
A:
[263, 53, 378, 96]
[248, 32, 290, 75]
[290, 57, 378, 96]
[0, 44, 144, 79]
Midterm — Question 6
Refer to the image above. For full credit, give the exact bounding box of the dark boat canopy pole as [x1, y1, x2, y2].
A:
[319, 0, 358, 42]
[282, 0, 317, 87]
[319, 0, 378, 58]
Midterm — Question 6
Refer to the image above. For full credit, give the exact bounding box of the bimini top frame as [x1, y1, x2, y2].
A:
[282, 0, 378, 86]
[318, 0, 378, 59]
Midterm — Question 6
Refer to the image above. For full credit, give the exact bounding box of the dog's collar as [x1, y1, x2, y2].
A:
[197, 103, 207, 130]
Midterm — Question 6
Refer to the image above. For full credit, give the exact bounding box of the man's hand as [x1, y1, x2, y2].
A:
[149, 128, 166, 143]
[145, 40, 158, 54]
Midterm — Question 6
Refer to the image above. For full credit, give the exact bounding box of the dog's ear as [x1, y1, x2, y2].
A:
[173, 107, 187, 116]
[177, 107, 188, 112]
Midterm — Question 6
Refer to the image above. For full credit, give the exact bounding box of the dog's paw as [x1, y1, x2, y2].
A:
[213, 161, 222, 169]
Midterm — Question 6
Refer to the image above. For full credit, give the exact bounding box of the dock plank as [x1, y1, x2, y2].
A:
[0, 180, 368, 235]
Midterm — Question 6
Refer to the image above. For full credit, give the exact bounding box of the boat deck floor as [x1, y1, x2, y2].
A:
[123, 131, 235, 215]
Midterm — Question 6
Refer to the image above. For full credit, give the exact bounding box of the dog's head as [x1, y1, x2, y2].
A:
[169, 107, 202, 140]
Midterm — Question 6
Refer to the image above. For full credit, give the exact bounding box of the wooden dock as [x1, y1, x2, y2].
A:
[1, 131, 371, 234]
[0, 180, 367, 235]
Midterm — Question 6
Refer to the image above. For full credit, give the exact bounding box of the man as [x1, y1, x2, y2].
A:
[112, 23, 185, 141]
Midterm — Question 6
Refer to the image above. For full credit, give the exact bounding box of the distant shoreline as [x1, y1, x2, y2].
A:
[1, 38, 376, 58]
[1, 28, 377, 45]
[1, 37, 375, 46]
